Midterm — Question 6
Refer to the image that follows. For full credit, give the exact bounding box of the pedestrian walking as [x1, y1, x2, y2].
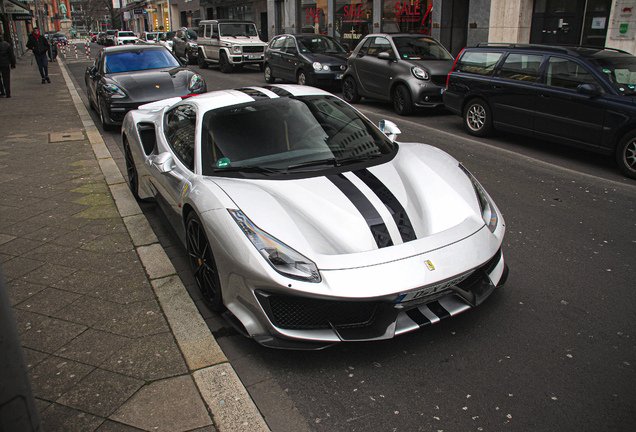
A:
[0, 34, 16, 98]
[26, 28, 51, 84]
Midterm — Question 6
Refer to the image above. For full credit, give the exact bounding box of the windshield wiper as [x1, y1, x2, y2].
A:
[285, 158, 338, 171]
[334, 154, 382, 165]
[213, 165, 282, 174]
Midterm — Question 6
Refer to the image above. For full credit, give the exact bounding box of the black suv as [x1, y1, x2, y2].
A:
[444, 43, 636, 179]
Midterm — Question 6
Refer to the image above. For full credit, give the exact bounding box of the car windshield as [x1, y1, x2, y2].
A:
[104, 49, 180, 73]
[590, 54, 636, 95]
[201, 95, 395, 176]
[297, 36, 347, 54]
[119, 32, 135, 37]
[219, 23, 258, 37]
[145, 33, 158, 40]
[107, 30, 117, 36]
[393, 37, 453, 60]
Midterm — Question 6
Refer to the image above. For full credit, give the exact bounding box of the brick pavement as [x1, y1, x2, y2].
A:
[0, 52, 270, 432]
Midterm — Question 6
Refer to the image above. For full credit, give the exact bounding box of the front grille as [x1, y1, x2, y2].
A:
[327, 65, 346, 71]
[262, 294, 378, 330]
[431, 75, 447, 86]
[243, 45, 264, 53]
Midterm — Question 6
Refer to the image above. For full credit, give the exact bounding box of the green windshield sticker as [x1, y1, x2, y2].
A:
[603, 69, 612, 74]
[217, 158, 230, 168]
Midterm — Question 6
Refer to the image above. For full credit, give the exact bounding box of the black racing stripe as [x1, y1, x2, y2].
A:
[406, 308, 431, 327]
[327, 174, 393, 248]
[354, 169, 417, 243]
[263, 85, 293, 97]
[235, 87, 271, 100]
[427, 301, 451, 319]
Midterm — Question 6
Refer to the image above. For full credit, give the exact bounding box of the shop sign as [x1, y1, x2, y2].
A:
[344, 4, 364, 21]
[306, 8, 321, 24]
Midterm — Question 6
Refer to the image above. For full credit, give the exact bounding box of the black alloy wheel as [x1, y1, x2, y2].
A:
[123, 140, 140, 200]
[342, 76, 361, 103]
[219, 52, 233, 73]
[297, 70, 308, 85]
[463, 98, 493, 137]
[616, 130, 636, 179]
[197, 49, 208, 68]
[393, 84, 414, 116]
[186, 212, 225, 312]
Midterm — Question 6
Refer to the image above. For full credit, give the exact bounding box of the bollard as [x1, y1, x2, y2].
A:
[74, 43, 78, 59]
[62, 42, 66, 58]
[85, 41, 90, 59]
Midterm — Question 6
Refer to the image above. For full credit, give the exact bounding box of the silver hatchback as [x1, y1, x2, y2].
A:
[342, 34, 453, 115]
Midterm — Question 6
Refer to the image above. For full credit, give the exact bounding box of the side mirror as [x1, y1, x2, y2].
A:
[378, 52, 394, 61]
[149, 152, 175, 173]
[578, 83, 604, 96]
[379, 120, 401, 142]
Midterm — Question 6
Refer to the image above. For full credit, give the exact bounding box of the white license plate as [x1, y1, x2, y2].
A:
[335, 73, 343, 79]
[247, 54, 261, 59]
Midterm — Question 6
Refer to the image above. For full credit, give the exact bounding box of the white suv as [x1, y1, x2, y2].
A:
[196, 20, 267, 73]
[114, 31, 138, 45]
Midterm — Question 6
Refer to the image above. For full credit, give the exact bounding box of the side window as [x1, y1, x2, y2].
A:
[367, 37, 393, 58]
[456, 51, 503, 76]
[211, 24, 218, 38]
[546, 57, 598, 90]
[358, 38, 372, 56]
[283, 37, 296, 53]
[271, 36, 284, 50]
[164, 105, 197, 171]
[499, 53, 543, 83]
[198, 25, 204, 38]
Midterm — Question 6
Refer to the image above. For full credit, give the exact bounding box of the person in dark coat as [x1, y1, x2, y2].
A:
[0, 34, 16, 97]
[26, 28, 50, 84]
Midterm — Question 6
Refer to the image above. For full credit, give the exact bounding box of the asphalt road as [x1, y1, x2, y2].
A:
[65, 46, 635, 432]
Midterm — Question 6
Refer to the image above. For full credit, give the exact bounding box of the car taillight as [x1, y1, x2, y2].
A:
[447, 47, 465, 87]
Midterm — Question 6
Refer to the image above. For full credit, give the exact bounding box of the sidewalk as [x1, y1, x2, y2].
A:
[0, 53, 270, 432]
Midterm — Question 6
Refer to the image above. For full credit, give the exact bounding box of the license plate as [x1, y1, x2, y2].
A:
[247, 54, 261, 59]
[394, 273, 471, 303]
[335, 73, 343, 79]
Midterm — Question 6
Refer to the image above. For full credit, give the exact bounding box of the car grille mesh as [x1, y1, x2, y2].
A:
[266, 295, 378, 330]
[243, 46, 264, 53]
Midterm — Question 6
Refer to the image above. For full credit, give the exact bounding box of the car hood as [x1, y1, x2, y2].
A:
[405, 59, 453, 75]
[206, 143, 493, 269]
[303, 52, 349, 65]
[107, 68, 196, 102]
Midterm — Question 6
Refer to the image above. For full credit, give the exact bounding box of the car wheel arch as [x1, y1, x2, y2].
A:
[615, 128, 636, 179]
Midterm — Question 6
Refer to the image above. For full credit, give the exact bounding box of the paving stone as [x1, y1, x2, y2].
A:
[22, 224, 71, 242]
[39, 403, 104, 432]
[34, 398, 51, 414]
[15, 287, 81, 316]
[20, 262, 78, 285]
[55, 329, 131, 367]
[1, 256, 45, 280]
[103, 333, 188, 381]
[82, 233, 135, 253]
[10, 307, 48, 335]
[5, 279, 47, 306]
[57, 369, 144, 418]
[92, 299, 170, 339]
[49, 229, 101, 248]
[52, 295, 125, 327]
[19, 317, 87, 353]
[52, 269, 117, 296]
[96, 420, 146, 432]
[110, 375, 212, 432]
[22, 347, 50, 370]
[0, 237, 45, 257]
[30, 356, 95, 401]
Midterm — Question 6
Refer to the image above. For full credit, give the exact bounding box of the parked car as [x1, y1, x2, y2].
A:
[443, 43, 636, 179]
[97, 32, 107, 45]
[121, 85, 508, 349]
[91, 33, 98, 43]
[196, 20, 267, 72]
[84, 45, 206, 130]
[48, 33, 68, 46]
[139, 32, 160, 44]
[172, 27, 198, 64]
[342, 33, 454, 115]
[158, 31, 175, 51]
[114, 31, 138, 45]
[264, 34, 349, 87]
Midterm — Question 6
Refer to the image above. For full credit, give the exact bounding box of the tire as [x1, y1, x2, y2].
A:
[98, 96, 115, 131]
[186, 212, 225, 312]
[123, 139, 140, 200]
[342, 76, 361, 103]
[219, 52, 233, 73]
[197, 50, 208, 69]
[616, 130, 636, 179]
[297, 70, 308, 85]
[264, 64, 276, 83]
[463, 98, 493, 137]
[187, 49, 196, 65]
[393, 84, 414, 116]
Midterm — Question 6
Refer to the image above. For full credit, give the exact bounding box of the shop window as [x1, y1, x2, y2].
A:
[335, 0, 373, 51]
[382, 0, 433, 34]
[302, 0, 328, 34]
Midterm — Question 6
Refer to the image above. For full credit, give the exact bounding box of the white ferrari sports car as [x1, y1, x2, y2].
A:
[122, 85, 508, 349]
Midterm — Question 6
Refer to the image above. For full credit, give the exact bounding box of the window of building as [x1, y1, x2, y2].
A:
[301, 0, 329, 34]
[335, 0, 372, 51]
[382, 0, 433, 34]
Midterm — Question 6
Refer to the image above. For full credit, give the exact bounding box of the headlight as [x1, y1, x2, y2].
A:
[229, 209, 321, 283]
[411, 66, 429, 80]
[188, 42, 198, 48]
[312, 62, 323, 71]
[459, 164, 498, 233]
[103, 83, 126, 98]
[188, 74, 204, 91]
[232, 45, 242, 54]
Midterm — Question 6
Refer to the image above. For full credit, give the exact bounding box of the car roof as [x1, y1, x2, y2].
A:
[102, 45, 168, 54]
[472, 43, 632, 59]
[199, 20, 255, 24]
